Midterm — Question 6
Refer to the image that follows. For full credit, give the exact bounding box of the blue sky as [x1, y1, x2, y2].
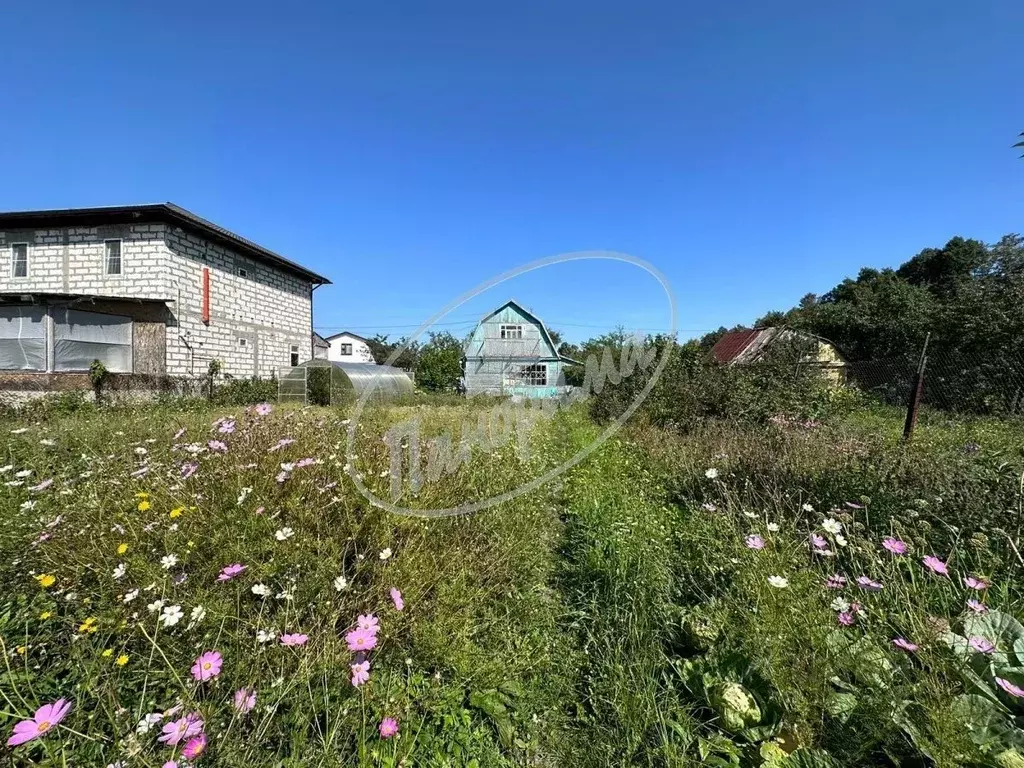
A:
[2, 1, 1022, 343]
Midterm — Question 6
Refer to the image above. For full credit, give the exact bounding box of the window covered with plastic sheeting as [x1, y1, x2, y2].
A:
[53, 308, 133, 372]
[0, 306, 47, 371]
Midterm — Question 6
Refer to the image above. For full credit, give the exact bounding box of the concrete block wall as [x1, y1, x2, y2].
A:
[0, 222, 316, 380]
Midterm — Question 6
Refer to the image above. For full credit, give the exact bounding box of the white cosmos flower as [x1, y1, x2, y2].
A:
[112, 563, 126, 580]
[822, 518, 842, 535]
[767, 576, 789, 589]
[834, 534, 848, 547]
[237, 487, 252, 505]
[831, 597, 851, 612]
[379, 548, 393, 561]
[256, 629, 277, 644]
[123, 589, 139, 603]
[275, 527, 294, 541]
[705, 468, 719, 479]
[146, 599, 165, 613]
[802, 503, 815, 512]
[766, 523, 780, 532]
[742, 511, 758, 519]
[159, 605, 184, 627]
[134, 447, 148, 455]
[160, 554, 179, 570]
[136, 713, 163, 735]
[20, 500, 36, 511]
[15, 469, 32, 478]
[0, 465, 12, 473]
[333, 575, 348, 592]
[251, 583, 271, 597]
[188, 605, 206, 628]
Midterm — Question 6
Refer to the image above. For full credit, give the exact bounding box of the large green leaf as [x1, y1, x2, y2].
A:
[951, 694, 1024, 751]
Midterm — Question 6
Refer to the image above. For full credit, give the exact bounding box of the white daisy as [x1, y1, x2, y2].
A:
[822, 518, 842, 535]
[252, 583, 271, 597]
[160, 554, 179, 570]
[275, 527, 294, 541]
[123, 589, 139, 603]
[379, 548, 393, 561]
[333, 575, 348, 592]
[767, 576, 789, 589]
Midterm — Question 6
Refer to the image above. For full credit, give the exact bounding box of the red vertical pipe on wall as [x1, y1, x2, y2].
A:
[202, 268, 211, 324]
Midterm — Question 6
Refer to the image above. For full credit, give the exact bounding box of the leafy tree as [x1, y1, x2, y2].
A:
[414, 331, 464, 392]
[366, 333, 420, 370]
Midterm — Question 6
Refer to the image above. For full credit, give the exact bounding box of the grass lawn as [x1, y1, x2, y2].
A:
[2, 398, 1024, 766]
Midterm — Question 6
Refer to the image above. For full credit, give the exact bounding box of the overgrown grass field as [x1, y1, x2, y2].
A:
[2, 396, 1024, 767]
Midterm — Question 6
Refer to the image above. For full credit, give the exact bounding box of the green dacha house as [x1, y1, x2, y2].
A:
[463, 300, 578, 398]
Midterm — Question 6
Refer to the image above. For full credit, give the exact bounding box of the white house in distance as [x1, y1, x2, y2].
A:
[0, 203, 330, 390]
[324, 331, 376, 364]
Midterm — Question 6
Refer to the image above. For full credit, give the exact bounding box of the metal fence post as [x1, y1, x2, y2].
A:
[902, 333, 930, 442]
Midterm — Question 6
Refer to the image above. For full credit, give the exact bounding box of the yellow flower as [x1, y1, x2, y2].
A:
[117, 543, 128, 555]
[138, 500, 151, 512]
[78, 617, 98, 633]
[39, 611, 52, 620]
[135, 491, 149, 499]
[187, 540, 195, 549]
[115, 654, 129, 666]
[102, 649, 113, 658]
[35, 574, 55, 588]
[16, 646, 27, 655]
[169, 507, 184, 519]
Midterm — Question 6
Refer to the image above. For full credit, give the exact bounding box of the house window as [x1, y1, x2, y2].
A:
[518, 363, 547, 386]
[500, 324, 523, 340]
[104, 239, 122, 276]
[237, 266, 248, 279]
[290, 345, 300, 367]
[237, 337, 248, 348]
[340, 343, 353, 355]
[10, 243, 28, 278]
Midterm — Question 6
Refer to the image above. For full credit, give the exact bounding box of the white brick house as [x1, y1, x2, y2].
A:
[0, 204, 330, 385]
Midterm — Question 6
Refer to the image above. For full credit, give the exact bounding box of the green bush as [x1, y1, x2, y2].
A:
[212, 376, 280, 406]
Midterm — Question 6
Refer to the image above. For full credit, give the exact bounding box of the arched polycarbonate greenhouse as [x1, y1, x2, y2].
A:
[278, 360, 415, 404]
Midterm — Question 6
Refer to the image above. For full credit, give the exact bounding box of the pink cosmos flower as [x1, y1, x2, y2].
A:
[882, 537, 907, 555]
[996, 677, 1024, 698]
[268, 438, 295, 452]
[296, 457, 317, 468]
[254, 403, 272, 416]
[30, 478, 53, 492]
[351, 660, 371, 687]
[745, 535, 765, 550]
[391, 588, 404, 612]
[810, 534, 828, 550]
[357, 614, 380, 633]
[969, 636, 995, 654]
[964, 576, 990, 591]
[826, 575, 847, 589]
[922, 556, 949, 576]
[191, 651, 223, 682]
[158, 714, 204, 745]
[208, 440, 228, 453]
[838, 612, 855, 626]
[218, 563, 247, 582]
[379, 717, 399, 738]
[967, 599, 988, 614]
[218, 420, 236, 434]
[180, 462, 198, 479]
[182, 733, 207, 759]
[893, 637, 919, 652]
[163, 762, 178, 768]
[280, 633, 309, 647]
[855, 576, 883, 591]
[6, 699, 72, 746]
[345, 627, 378, 652]
[233, 687, 257, 713]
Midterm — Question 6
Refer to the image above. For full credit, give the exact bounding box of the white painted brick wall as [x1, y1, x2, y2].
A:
[0, 222, 316, 379]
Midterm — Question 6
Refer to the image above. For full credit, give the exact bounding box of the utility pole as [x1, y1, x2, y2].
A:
[902, 333, 930, 442]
